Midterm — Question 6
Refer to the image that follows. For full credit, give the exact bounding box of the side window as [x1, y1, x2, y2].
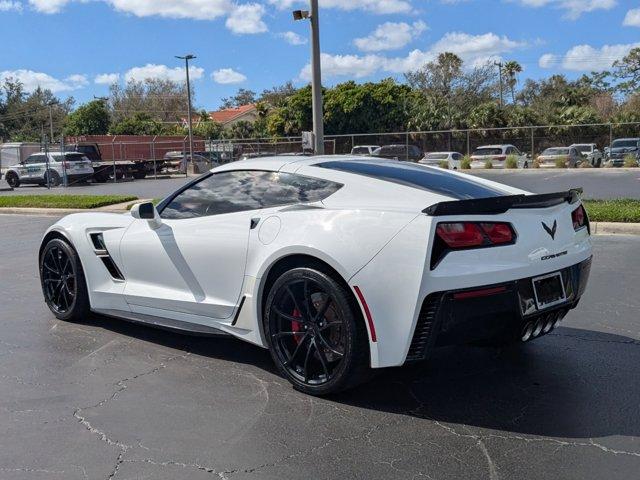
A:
[453, 153, 462, 161]
[26, 155, 43, 165]
[160, 171, 342, 220]
[506, 147, 515, 155]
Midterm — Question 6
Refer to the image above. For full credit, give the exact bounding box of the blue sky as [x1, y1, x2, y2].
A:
[1, 0, 639, 110]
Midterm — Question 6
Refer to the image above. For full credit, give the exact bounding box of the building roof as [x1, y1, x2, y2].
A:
[209, 104, 257, 125]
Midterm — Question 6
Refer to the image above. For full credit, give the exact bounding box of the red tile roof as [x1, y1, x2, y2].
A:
[210, 104, 257, 124]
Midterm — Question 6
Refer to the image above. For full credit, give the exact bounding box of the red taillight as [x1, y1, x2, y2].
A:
[480, 223, 514, 244]
[436, 223, 485, 248]
[494, 155, 506, 161]
[572, 204, 588, 231]
[436, 222, 515, 249]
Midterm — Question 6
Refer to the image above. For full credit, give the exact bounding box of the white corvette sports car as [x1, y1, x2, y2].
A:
[39, 156, 593, 395]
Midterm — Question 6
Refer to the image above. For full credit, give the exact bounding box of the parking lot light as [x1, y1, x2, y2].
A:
[175, 54, 197, 168]
[293, 1, 324, 155]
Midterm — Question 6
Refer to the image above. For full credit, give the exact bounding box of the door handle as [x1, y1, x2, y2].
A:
[250, 218, 260, 230]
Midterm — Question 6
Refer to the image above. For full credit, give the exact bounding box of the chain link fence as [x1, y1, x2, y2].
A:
[2, 122, 640, 188]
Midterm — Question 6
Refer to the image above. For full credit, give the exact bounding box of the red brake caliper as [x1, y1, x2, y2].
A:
[291, 308, 302, 345]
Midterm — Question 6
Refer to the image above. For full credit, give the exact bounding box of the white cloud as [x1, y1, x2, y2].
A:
[300, 31, 525, 80]
[268, 0, 413, 14]
[354, 20, 427, 52]
[27, 1, 268, 34]
[225, 3, 267, 34]
[124, 64, 205, 83]
[515, 0, 617, 20]
[0, 1, 22, 11]
[538, 53, 559, 68]
[560, 43, 640, 71]
[623, 8, 640, 27]
[212, 68, 247, 84]
[279, 30, 307, 45]
[0, 69, 88, 92]
[94, 73, 120, 85]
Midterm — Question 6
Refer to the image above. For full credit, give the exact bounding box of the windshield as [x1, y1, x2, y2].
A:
[543, 148, 569, 155]
[426, 153, 448, 160]
[574, 145, 592, 153]
[472, 148, 503, 156]
[612, 139, 639, 148]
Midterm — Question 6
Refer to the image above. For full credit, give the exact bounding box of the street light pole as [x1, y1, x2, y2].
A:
[293, 1, 324, 155]
[176, 54, 196, 168]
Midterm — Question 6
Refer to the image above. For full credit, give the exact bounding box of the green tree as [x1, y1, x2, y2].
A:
[64, 100, 110, 135]
[502, 61, 522, 104]
[613, 47, 640, 94]
[220, 88, 257, 109]
[109, 112, 166, 135]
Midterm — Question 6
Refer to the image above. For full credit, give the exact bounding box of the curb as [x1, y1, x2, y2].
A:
[592, 222, 640, 236]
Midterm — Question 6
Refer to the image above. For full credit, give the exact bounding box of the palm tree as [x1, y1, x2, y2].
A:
[503, 61, 522, 104]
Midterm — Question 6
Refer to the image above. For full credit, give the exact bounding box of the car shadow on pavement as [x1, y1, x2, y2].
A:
[86, 315, 640, 440]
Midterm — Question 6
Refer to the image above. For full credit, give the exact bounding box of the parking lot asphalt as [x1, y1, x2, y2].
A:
[1, 214, 639, 479]
[2, 168, 639, 200]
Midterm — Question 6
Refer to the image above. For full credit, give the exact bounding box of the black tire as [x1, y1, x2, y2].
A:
[132, 170, 147, 180]
[264, 267, 370, 396]
[43, 171, 60, 187]
[5, 171, 20, 188]
[39, 238, 90, 322]
[523, 161, 529, 169]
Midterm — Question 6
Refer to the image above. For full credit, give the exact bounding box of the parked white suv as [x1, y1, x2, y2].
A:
[4, 152, 94, 188]
[470, 144, 529, 169]
[570, 143, 603, 167]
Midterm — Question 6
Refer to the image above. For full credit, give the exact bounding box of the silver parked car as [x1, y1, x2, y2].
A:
[4, 152, 94, 188]
[537, 147, 582, 168]
[419, 152, 464, 169]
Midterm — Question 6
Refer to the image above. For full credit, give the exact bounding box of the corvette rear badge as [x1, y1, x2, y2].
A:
[542, 220, 558, 240]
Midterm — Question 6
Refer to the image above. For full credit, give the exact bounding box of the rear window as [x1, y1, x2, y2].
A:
[315, 160, 505, 200]
[472, 148, 503, 156]
[52, 153, 87, 162]
[352, 147, 370, 154]
[612, 139, 639, 148]
[573, 145, 592, 153]
[543, 148, 569, 155]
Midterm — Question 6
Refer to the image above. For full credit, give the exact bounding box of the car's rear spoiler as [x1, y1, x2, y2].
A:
[423, 189, 582, 216]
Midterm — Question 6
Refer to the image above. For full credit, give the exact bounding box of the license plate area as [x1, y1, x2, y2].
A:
[532, 272, 566, 310]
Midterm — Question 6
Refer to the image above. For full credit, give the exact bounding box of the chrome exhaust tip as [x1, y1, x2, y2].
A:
[521, 322, 535, 342]
[543, 314, 556, 333]
[532, 318, 545, 338]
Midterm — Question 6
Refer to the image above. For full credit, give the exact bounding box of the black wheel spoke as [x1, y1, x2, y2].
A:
[316, 333, 345, 358]
[272, 331, 306, 339]
[315, 339, 330, 379]
[286, 286, 307, 320]
[303, 338, 315, 382]
[319, 320, 342, 332]
[273, 305, 308, 325]
[285, 333, 310, 366]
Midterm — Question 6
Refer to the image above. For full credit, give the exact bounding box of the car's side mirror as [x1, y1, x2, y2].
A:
[131, 202, 162, 229]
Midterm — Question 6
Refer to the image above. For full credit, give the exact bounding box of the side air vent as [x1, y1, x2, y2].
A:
[90, 232, 125, 281]
[406, 294, 443, 362]
[100, 257, 125, 281]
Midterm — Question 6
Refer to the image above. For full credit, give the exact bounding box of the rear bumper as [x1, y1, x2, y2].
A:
[406, 257, 592, 362]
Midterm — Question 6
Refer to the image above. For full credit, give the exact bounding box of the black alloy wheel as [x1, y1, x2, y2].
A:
[40, 238, 90, 321]
[5, 172, 20, 188]
[264, 267, 370, 395]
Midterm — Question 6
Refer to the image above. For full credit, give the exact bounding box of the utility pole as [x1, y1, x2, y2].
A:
[293, 1, 324, 155]
[494, 61, 504, 108]
[48, 105, 54, 142]
[176, 54, 196, 168]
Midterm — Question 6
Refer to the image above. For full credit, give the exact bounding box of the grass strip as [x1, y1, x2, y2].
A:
[0, 195, 138, 209]
[583, 199, 640, 223]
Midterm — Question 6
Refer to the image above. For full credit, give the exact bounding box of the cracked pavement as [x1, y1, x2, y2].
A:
[1, 214, 639, 480]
